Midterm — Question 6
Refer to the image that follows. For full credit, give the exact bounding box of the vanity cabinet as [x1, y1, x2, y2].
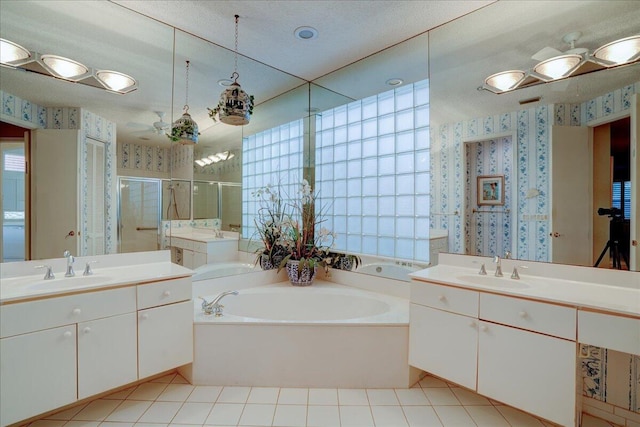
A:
[578, 310, 640, 355]
[0, 274, 192, 427]
[137, 277, 193, 378]
[409, 283, 479, 389]
[0, 325, 77, 427]
[410, 281, 577, 427]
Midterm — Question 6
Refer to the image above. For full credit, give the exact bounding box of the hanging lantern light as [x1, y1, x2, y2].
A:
[169, 60, 199, 144]
[208, 15, 255, 126]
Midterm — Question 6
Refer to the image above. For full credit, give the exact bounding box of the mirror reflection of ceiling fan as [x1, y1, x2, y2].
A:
[127, 111, 170, 139]
[531, 31, 589, 62]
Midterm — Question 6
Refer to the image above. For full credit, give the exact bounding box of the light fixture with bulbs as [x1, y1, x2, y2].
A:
[481, 34, 640, 94]
[0, 38, 137, 94]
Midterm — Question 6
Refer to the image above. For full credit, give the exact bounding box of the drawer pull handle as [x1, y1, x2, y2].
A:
[480, 325, 488, 332]
[163, 291, 171, 297]
[72, 308, 82, 315]
[63, 331, 72, 338]
[438, 295, 446, 302]
[83, 327, 91, 334]
[519, 311, 528, 318]
[141, 313, 149, 320]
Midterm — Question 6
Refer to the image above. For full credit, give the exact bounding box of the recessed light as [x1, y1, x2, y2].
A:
[294, 26, 318, 40]
[386, 78, 403, 86]
[218, 78, 233, 87]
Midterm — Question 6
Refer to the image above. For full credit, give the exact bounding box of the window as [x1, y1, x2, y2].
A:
[612, 180, 631, 219]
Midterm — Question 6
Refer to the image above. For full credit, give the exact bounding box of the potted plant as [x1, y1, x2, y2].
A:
[251, 183, 288, 270]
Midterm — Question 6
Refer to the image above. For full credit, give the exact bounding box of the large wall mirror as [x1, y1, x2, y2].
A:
[1, 1, 637, 275]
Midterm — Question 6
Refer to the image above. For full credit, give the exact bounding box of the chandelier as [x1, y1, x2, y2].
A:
[208, 15, 255, 126]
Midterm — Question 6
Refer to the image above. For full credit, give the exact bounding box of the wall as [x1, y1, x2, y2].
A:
[117, 142, 170, 179]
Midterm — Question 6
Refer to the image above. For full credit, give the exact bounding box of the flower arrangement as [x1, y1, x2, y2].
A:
[251, 180, 336, 281]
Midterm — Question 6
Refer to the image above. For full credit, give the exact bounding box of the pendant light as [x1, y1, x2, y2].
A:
[169, 60, 199, 144]
[208, 15, 255, 126]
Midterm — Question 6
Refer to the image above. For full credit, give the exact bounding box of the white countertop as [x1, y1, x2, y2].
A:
[1, 251, 193, 304]
[168, 229, 239, 243]
[410, 254, 640, 317]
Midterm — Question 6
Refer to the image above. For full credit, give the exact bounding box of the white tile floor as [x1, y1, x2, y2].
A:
[25, 372, 563, 427]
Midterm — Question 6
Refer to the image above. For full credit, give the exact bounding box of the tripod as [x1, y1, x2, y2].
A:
[594, 219, 629, 269]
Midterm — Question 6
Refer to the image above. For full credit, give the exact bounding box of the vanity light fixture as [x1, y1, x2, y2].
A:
[0, 38, 31, 65]
[532, 54, 582, 80]
[481, 34, 640, 94]
[195, 151, 236, 167]
[0, 38, 138, 94]
[593, 35, 640, 65]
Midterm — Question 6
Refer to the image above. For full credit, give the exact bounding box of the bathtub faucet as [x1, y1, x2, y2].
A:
[199, 290, 238, 316]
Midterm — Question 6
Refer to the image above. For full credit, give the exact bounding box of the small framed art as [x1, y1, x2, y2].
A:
[477, 175, 504, 206]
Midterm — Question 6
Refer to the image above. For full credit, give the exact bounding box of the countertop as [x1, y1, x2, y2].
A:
[1, 256, 193, 304]
[167, 229, 239, 243]
[410, 255, 640, 317]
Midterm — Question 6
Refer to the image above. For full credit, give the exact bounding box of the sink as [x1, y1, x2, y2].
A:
[3, 275, 111, 290]
[456, 274, 531, 289]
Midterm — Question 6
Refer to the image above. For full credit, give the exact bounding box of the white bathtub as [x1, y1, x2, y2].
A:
[191, 261, 257, 281]
[355, 262, 424, 281]
[183, 281, 418, 388]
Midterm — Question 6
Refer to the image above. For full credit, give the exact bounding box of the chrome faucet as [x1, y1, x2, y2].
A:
[36, 264, 55, 280]
[63, 250, 75, 277]
[199, 290, 239, 316]
[214, 228, 224, 238]
[493, 255, 503, 277]
[83, 261, 98, 276]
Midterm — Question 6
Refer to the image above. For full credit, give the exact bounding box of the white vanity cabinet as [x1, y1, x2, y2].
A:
[0, 271, 193, 427]
[578, 310, 640, 356]
[410, 281, 577, 427]
[137, 277, 193, 378]
[477, 294, 577, 427]
[409, 283, 479, 389]
[0, 325, 77, 427]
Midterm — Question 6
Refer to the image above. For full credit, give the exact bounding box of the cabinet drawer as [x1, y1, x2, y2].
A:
[578, 311, 640, 355]
[1, 287, 136, 338]
[480, 294, 576, 340]
[137, 276, 192, 310]
[193, 242, 207, 253]
[411, 281, 479, 317]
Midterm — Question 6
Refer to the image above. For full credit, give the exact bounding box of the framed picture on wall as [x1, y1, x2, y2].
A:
[477, 175, 504, 206]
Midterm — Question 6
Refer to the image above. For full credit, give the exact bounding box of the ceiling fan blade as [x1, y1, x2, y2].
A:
[126, 121, 154, 131]
[531, 46, 563, 62]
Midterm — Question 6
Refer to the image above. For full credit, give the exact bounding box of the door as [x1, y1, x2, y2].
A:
[85, 138, 106, 255]
[1, 139, 27, 262]
[118, 177, 161, 253]
[550, 125, 591, 265]
[631, 94, 639, 271]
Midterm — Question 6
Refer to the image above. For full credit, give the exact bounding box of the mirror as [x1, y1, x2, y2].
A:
[193, 181, 219, 220]
[428, 0, 639, 270]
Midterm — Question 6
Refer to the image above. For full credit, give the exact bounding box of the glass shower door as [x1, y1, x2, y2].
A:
[118, 177, 160, 253]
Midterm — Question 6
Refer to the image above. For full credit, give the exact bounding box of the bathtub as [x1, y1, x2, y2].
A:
[355, 262, 425, 281]
[191, 261, 258, 281]
[183, 281, 419, 388]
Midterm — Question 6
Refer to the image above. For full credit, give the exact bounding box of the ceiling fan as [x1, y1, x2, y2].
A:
[531, 31, 589, 62]
[127, 111, 170, 138]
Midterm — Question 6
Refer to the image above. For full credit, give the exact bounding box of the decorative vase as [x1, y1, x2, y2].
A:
[337, 256, 354, 271]
[285, 259, 317, 286]
[259, 253, 274, 270]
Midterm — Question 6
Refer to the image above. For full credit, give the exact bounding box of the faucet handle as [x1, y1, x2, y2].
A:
[83, 261, 98, 276]
[478, 263, 487, 275]
[505, 251, 512, 259]
[511, 265, 528, 280]
[35, 265, 55, 280]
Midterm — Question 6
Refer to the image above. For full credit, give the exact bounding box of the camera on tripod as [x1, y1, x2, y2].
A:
[594, 206, 629, 269]
[597, 207, 623, 219]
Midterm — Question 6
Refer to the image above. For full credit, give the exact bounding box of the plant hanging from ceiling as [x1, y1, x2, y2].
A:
[207, 14, 255, 126]
[168, 60, 200, 144]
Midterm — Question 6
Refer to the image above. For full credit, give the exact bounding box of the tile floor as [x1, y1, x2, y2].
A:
[25, 372, 563, 427]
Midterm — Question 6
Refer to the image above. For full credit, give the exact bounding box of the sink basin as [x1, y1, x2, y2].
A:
[3, 275, 111, 291]
[456, 274, 530, 289]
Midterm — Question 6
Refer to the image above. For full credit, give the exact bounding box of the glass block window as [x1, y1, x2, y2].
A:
[315, 79, 430, 262]
[242, 119, 304, 240]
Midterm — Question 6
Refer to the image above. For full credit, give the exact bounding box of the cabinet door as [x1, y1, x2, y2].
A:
[192, 251, 207, 269]
[477, 321, 576, 427]
[78, 313, 138, 399]
[409, 304, 478, 390]
[182, 249, 194, 268]
[0, 326, 77, 426]
[138, 301, 193, 379]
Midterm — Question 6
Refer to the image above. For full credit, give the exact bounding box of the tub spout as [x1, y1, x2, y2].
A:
[199, 290, 239, 316]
